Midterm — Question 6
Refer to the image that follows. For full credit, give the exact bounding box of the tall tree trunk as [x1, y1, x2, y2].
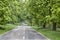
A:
[43, 21, 46, 28]
[53, 22, 56, 31]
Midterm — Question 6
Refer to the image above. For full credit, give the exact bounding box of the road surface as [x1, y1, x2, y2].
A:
[0, 25, 49, 40]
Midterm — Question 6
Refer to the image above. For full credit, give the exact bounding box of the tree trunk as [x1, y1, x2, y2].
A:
[43, 21, 46, 28]
[53, 22, 56, 31]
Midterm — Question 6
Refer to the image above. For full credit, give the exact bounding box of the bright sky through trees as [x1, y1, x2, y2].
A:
[22, 0, 26, 3]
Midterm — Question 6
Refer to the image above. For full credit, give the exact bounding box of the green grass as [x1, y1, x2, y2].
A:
[14, 23, 21, 26]
[32, 26, 60, 40]
[0, 24, 17, 35]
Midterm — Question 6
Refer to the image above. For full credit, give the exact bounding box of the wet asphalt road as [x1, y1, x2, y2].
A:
[0, 25, 48, 40]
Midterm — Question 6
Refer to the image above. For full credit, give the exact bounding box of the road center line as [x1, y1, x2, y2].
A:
[23, 36, 25, 40]
[23, 26, 25, 40]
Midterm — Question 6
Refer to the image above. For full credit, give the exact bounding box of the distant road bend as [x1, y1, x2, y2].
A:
[0, 24, 49, 40]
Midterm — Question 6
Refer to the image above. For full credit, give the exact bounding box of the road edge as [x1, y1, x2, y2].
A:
[0, 26, 18, 37]
[32, 28, 51, 40]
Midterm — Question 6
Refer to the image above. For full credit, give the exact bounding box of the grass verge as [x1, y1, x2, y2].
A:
[0, 24, 17, 35]
[32, 26, 60, 40]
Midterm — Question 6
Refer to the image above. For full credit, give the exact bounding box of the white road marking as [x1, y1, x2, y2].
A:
[23, 36, 25, 40]
[23, 26, 26, 40]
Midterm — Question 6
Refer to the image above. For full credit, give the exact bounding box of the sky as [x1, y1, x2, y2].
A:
[23, 0, 26, 3]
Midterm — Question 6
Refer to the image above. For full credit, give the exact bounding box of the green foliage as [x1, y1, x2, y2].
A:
[0, 0, 24, 25]
[25, 0, 60, 31]
[0, 0, 60, 30]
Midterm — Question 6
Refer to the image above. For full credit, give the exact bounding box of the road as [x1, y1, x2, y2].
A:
[0, 24, 49, 40]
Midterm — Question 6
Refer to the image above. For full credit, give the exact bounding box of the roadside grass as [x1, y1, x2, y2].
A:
[32, 26, 60, 40]
[14, 23, 21, 26]
[0, 24, 18, 35]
